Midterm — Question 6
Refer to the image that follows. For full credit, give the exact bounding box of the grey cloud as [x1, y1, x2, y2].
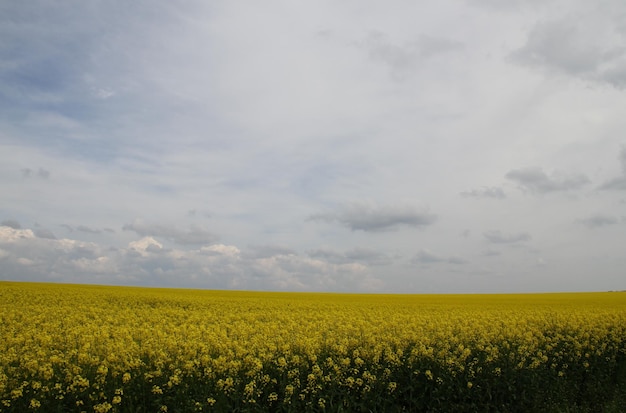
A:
[1, 220, 21, 229]
[363, 31, 464, 79]
[599, 147, 626, 190]
[123, 221, 219, 245]
[309, 204, 437, 232]
[34, 228, 57, 239]
[243, 245, 297, 259]
[188, 209, 211, 218]
[418, 34, 466, 59]
[599, 177, 626, 190]
[412, 249, 467, 265]
[77, 225, 102, 234]
[20, 168, 50, 179]
[61, 224, 74, 232]
[505, 167, 590, 193]
[511, 18, 626, 89]
[468, 0, 549, 11]
[482, 249, 501, 256]
[483, 230, 531, 244]
[460, 186, 506, 199]
[308, 247, 393, 266]
[576, 214, 620, 228]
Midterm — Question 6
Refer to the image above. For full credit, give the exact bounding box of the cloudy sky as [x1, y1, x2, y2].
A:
[1, 0, 626, 293]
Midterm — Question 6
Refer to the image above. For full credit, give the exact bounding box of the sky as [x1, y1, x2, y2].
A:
[1, 0, 626, 293]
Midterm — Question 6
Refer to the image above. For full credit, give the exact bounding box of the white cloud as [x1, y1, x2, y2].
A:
[128, 237, 163, 256]
[0, 224, 382, 292]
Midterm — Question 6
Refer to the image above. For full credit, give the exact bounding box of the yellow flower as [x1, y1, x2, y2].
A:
[93, 402, 112, 413]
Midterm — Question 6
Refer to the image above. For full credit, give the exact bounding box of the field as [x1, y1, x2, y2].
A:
[1, 282, 625, 412]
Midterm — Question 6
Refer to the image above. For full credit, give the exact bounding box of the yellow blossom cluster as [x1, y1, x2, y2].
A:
[1, 282, 625, 412]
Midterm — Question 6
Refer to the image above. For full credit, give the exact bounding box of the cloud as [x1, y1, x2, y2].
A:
[0, 226, 109, 282]
[128, 237, 164, 257]
[122, 221, 219, 245]
[309, 204, 437, 232]
[362, 31, 464, 80]
[483, 230, 531, 244]
[482, 249, 501, 256]
[576, 214, 620, 228]
[599, 146, 626, 190]
[505, 167, 590, 194]
[601, 177, 626, 190]
[460, 186, 506, 199]
[20, 168, 50, 179]
[0, 225, 381, 292]
[243, 245, 297, 259]
[412, 249, 467, 265]
[34, 228, 57, 239]
[1, 220, 21, 229]
[307, 247, 394, 266]
[511, 15, 626, 89]
[76, 225, 102, 234]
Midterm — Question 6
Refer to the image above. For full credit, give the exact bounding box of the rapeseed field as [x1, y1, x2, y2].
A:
[1, 281, 625, 412]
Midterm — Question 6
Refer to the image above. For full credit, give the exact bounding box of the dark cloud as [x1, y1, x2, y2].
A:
[600, 178, 626, 190]
[122, 221, 219, 245]
[309, 204, 437, 232]
[308, 247, 393, 266]
[20, 168, 50, 179]
[412, 249, 467, 265]
[483, 230, 531, 244]
[1, 219, 21, 229]
[599, 146, 626, 190]
[38, 168, 50, 179]
[576, 214, 620, 228]
[77, 225, 102, 234]
[511, 18, 626, 89]
[34, 228, 57, 239]
[505, 167, 590, 194]
[460, 186, 506, 199]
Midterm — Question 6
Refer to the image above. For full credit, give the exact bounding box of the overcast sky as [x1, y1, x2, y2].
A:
[2, 0, 626, 293]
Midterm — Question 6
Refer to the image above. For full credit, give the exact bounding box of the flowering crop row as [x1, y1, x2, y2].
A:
[1, 282, 625, 412]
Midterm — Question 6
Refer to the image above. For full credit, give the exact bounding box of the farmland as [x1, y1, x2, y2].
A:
[1, 282, 625, 412]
